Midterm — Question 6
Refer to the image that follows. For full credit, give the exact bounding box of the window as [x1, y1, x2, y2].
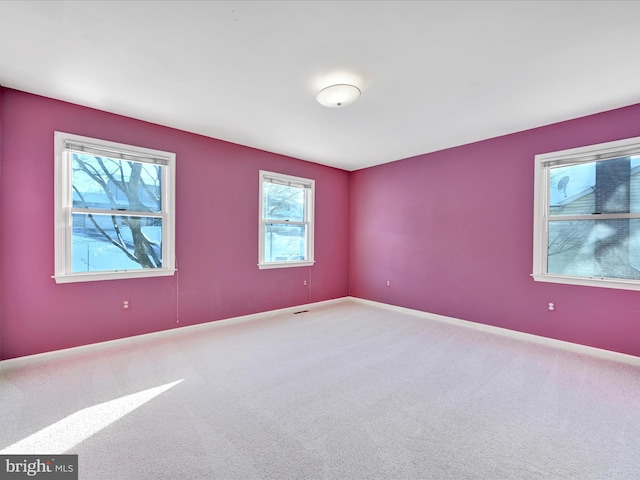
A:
[259, 170, 314, 269]
[54, 132, 176, 283]
[533, 136, 640, 290]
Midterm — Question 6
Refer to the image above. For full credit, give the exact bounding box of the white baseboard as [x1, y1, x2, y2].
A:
[0, 297, 349, 372]
[3, 295, 639, 372]
[347, 297, 640, 367]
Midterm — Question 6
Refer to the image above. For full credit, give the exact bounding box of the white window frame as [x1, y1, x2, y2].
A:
[53, 132, 176, 283]
[258, 170, 315, 269]
[533, 135, 640, 291]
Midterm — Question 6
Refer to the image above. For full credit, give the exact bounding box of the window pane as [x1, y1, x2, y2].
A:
[263, 182, 305, 221]
[72, 154, 162, 212]
[550, 156, 640, 216]
[72, 214, 163, 272]
[547, 219, 640, 280]
[264, 223, 307, 262]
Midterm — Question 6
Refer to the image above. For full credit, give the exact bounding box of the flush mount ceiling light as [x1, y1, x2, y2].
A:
[316, 84, 361, 108]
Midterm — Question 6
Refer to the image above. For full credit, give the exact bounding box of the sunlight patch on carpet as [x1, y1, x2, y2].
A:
[0, 379, 183, 454]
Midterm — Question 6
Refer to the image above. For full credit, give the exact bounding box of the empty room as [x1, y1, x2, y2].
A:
[1, 1, 640, 479]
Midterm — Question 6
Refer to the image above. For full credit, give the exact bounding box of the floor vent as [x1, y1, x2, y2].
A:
[293, 310, 310, 315]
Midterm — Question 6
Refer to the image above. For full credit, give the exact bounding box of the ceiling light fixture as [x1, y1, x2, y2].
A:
[316, 84, 361, 108]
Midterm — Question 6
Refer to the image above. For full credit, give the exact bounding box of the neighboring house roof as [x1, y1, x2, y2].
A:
[550, 165, 640, 209]
[553, 187, 595, 208]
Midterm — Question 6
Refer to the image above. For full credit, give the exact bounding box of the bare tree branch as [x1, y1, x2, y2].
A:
[72, 185, 139, 263]
[72, 155, 162, 268]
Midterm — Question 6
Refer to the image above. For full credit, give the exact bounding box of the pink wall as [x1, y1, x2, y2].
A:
[350, 102, 640, 357]
[0, 89, 350, 360]
[3, 87, 640, 361]
[0, 87, 4, 362]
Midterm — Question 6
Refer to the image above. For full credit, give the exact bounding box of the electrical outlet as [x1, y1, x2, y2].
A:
[303, 280, 308, 286]
[548, 302, 555, 312]
[386, 280, 391, 287]
[123, 300, 130, 311]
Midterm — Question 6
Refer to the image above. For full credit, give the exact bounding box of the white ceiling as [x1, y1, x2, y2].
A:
[1, 1, 640, 171]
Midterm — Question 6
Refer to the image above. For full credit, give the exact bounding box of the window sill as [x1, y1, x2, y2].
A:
[258, 261, 315, 270]
[531, 273, 640, 291]
[53, 269, 177, 284]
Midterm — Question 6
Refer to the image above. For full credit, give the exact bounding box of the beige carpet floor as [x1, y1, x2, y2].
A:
[2, 300, 640, 479]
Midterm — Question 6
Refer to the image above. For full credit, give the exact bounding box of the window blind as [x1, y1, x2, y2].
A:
[65, 141, 170, 166]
